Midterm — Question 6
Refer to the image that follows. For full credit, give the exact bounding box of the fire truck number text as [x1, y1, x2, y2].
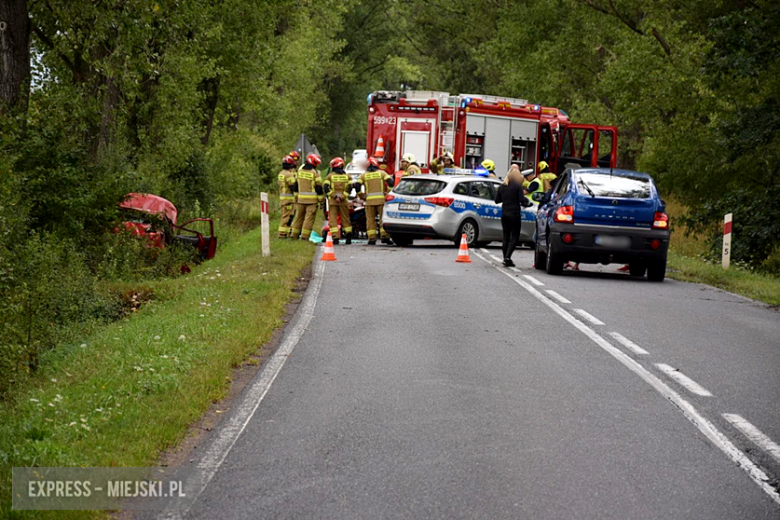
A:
[373, 116, 397, 126]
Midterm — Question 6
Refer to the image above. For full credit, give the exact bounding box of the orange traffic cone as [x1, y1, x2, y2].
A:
[455, 234, 472, 263]
[373, 136, 386, 158]
[320, 232, 337, 261]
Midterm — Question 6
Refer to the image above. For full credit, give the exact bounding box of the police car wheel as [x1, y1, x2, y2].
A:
[457, 219, 479, 248]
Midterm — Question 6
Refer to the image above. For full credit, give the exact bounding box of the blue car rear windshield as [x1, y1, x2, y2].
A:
[575, 173, 651, 199]
[394, 179, 446, 196]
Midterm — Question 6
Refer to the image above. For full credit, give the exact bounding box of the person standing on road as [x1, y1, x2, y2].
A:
[288, 150, 301, 170]
[495, 168, 533, 267]
[430, 152, 454, 174]
[481, 159, 498, 178]
[537, 161, 557, 192]
[277, 155, 298, 238]
[324, 157, 353, 245]
[399, 153, 422, 177]
[290, 153, 324, 240]
[523, 169, 545, 200]
[355, 157, 393, 245]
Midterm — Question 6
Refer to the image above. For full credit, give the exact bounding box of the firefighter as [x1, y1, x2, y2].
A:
[399, 153, 422, 177]
[430, 152, 455, 174]
[324, 157, 353, 245]
[355, 157, 393, 245]
[290, 153, 324, 240]
[481, 159, 498, 178]
[538, 161, 557, 191]
[277, 155, 298, 238]
[288, 150, 301, 170]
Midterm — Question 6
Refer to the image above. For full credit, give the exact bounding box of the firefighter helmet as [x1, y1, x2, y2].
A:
[289, 151, 300, 161]
[368, 157, 379, 168]
[538, 161, 550, 172]
[402, 153, 415, 163]
[282, 155, 295, 166]
[442, 152, 454, 161]
[481, 159, 495, 172]
[306, 153, 321, 167]
[329, 157, 345, 169]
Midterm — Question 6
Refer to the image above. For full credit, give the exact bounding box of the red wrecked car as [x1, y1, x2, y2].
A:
[119, 193, 217, 260]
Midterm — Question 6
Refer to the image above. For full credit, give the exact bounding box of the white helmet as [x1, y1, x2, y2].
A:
[402, 153, 415, 163]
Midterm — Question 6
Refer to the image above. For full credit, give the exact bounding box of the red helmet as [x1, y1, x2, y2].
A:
[306, 153, 321, 167]
[282, 155, 295, 165]
[329, 157, 345, 169]
[289, 151, 300, 161]
[367, 157, 379, 168]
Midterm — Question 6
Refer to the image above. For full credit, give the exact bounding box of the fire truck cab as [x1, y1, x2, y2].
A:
[367, 90, 617, 182]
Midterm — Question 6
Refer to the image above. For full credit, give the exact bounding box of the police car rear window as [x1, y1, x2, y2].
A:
[575, 173, 651, 199]
[394, 179, 446, 196]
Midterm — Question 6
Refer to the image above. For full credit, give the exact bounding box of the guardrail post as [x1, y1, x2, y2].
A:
[261, 192, 270, 257]
[722, 213, 732, 269]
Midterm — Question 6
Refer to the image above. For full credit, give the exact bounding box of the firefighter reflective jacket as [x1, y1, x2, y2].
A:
[278, 169, 297, 203]
[296, 168, 323, 204]
[401, 164, 422, 177]
[357, 170, 392, 206]
[324, 173, 351, 206]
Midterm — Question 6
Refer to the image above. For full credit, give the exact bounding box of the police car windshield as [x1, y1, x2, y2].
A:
[394, 179, 446, 196]
[574, 173, 651, 199]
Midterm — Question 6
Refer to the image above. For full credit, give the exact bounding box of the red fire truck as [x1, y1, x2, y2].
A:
[366, 90, 618, 182]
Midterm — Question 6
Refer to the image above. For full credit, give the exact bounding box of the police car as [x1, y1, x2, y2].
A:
[382, 174, 536, 248]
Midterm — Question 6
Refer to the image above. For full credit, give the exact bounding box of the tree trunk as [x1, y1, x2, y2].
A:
[200, 75, 220, 146]
[0, 0, 31, 115]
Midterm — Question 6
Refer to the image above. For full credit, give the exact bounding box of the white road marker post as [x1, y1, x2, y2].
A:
[722, 213, 732, 269]
[261, 192, 270, 257]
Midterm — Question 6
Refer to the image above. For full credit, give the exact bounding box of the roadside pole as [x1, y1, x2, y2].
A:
[722, 213, 732, 269]
[261, 192, 270, 257]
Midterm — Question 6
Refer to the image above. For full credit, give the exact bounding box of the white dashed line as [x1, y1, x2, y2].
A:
[472, 253, 779, 506]
[723, 414, 780, 465]
[522, 275, 544, 286]
[609, 332, 649, 355]
[509, 267, 522, 273]
[472, 251, 488, 262]
[655, 364, 713, 397]
[480, 248, 490, 254]
[573, 308, 604, 325]
[545, 290, 571, 304]
[490, 255, 503, 263]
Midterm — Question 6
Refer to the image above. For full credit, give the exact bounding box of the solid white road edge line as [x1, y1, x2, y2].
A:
[480, 259, 780, 506]
[157, 259, 327, 520]
[655, 363, 713, 397]
[574, 308, 605, 325]
[509, 267, 522, 273]
[490, 255, 503, 263]
[473, 251, 488, 262]
[723, 414, 780, 465]
[479, 248, 490, 254]
[523, 274, 544, 286]
[545, 290, 571, 304]
[609, 332, 650, 355]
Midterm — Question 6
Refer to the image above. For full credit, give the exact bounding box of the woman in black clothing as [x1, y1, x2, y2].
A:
[494, 168, 533, 267]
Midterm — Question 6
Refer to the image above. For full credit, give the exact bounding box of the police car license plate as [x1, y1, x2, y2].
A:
[399, 203, 420, 211]
[594, 235, 631, 249]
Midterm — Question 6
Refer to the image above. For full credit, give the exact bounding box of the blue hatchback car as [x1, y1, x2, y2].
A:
[534, 168, 670, 281]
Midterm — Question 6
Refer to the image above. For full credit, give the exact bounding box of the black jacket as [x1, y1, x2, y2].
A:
[495, 181, 532, 216]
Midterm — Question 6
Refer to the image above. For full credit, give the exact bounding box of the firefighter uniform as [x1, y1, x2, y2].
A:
[400, 163, 422, 177]
[290, 167, 323, 239]
[277, 165, 297, 238]
[356, 168, 392, 243]
[323, 171, 352, 241]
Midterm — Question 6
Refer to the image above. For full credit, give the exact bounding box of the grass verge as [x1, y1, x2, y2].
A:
[0, 225, 317, 519]
[666, 251, 780, 306]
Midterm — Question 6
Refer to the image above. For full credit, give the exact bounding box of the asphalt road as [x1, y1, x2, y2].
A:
[164, 241, 780, 519]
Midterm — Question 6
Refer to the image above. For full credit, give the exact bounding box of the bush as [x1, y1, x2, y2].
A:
[0, 234, 120, 398]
